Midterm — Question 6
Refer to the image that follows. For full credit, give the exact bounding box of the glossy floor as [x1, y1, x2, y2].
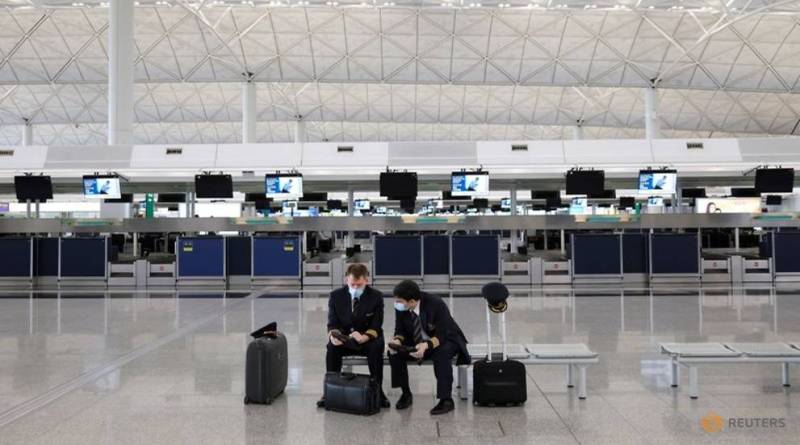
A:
[2, 285, 800, 444]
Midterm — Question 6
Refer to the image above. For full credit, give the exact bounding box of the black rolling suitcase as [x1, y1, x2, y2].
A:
[323, 372, 380, 415]
[473, 307, 527, 406]
[244, 323, 288, 405]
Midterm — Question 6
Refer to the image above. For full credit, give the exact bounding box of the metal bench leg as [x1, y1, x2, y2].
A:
[567, 364, 575, 388]
[782, 363, 791, 387]
[688, 366, 699, 399]
[457, 365, 468, 400]
[671, 359, 679, 387]
[577, 365, 587, 400]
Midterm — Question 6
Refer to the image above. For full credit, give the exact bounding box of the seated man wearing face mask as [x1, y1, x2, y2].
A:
[317, 263, 389, 409]
[388, 280, 469, 415]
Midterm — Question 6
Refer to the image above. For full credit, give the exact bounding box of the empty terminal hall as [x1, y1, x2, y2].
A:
[3, 1, 800, 444]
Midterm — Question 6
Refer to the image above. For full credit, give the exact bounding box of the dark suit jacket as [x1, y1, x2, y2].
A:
[327, 285, 384, 339]
[393, 292, 469, 364]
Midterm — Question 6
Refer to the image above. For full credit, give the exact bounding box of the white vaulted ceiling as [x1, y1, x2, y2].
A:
[0, 1, 799, 144]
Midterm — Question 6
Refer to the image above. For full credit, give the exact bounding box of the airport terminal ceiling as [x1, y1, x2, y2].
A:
[1, 0, 800, 145]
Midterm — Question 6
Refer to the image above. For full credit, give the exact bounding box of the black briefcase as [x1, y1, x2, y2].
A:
[472, 309, 527, 406]
[323, 372, 380, 415]
[473, 355, 527, 406]
[244, 327, 288, 405]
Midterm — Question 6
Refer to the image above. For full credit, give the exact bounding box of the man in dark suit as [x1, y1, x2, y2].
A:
[317, 263, 389, 408]
[388, 280, 469, 415]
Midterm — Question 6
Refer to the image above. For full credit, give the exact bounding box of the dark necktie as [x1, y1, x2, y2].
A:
[411, 311, 423, 344]
[352, 297, 359, 315]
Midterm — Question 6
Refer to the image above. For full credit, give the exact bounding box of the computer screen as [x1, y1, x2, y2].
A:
[766, 195, 783, 206]
[501, 198, 511, 209]
[450, 172, 489, 196]
[14, 175, 53, 201]
[354, 199, 370, 210]
[681, 188, 706, 198]
[638, 170, 677, 193]
[566, 170, 604, 196]
[82, 176, 121, 199]
[755, 168, 794, 193]
[195, 174, 233, 199]
[647, 196, 664, 206]
[379, 172, 418, 199]
[618, 197, 635, 209]
[569, 197, 589, 215]
[265, 174, 303, 199]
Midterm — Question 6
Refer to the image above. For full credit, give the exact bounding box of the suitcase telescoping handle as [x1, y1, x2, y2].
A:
[484, 305, 508, 362]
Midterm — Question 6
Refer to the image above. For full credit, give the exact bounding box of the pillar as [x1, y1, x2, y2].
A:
[644, 87, 660, 140]
[21, 122, 32, 146]
[242, 81, 256, 143]
[108, 0, 135, 145]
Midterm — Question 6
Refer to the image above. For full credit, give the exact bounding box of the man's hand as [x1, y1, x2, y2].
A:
[329, 334, 343, 346]
[410, 342, 428, 359]
[350, 331, 369, 344]
[387, 337, 401, 355]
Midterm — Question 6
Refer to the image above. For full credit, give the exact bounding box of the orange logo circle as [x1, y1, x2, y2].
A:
[701, 411, 724, 433]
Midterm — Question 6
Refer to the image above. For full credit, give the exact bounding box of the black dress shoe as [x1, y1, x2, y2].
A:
[395, 392, 413, 410]
[316, 397, 326, 408]
[430, 398, 454, 415]
[380, 393, 391, 409]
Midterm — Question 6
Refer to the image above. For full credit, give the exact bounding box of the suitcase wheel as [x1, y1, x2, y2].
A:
[243, 396, 250, 405]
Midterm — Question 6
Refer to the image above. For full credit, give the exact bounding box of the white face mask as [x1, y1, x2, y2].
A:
[349, 286, 364, 300]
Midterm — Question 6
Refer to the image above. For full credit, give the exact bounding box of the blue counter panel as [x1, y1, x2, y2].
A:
[226, 236, 252, 276]
[34, 238, 59, 276]
[773, 232, 800, 273]
[374, 236, 422, 276]
[423, 235, 450, 275]
[61, 238, 106, 277]
[650, 234, 699, 274]
[451, 235, 499, 276]
[252, 237, 301, 277]
[177, 237, 225, 278]
[0, 238, 32, 277]
[573, 234, 620, 275]
[623, 233, 649, 274]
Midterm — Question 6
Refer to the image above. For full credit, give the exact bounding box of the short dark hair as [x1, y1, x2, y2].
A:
[393, 280, 421, 301]
[345, 263, 369, 280]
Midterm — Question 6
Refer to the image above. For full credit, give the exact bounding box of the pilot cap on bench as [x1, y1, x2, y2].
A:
[481, 281, 509, 313]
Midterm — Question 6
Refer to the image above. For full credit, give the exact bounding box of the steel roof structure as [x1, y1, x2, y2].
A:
[0, 0, 799, 144]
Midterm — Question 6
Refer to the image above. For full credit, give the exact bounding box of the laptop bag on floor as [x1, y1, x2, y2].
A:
[472, 308, 527, 406]
[323, 372, 380, 415]
[244, 330, 288, 405]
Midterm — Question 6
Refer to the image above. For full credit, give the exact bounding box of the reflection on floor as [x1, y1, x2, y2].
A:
[2, 285, 800, 444]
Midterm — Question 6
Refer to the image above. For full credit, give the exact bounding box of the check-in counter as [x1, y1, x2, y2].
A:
[252, 236, 302, 286]
[108, 259, 136, 287]
[649, 233, 701, 284]
[146, 253, 176, 286]
[59, 237, 109, 287]
[225, 236, 252, 287]
[176, 236, 225, 286]
[770, 232, 800, 283]
[501, 253, 532, 285]
[741, 256, 772, 283]
[373, 235, 423, 287]
[0, 237, 33, 287]
[450, 235, 500, 286]
[571, 234, 623, 285]
[700, 255, 731, 284]
[423, 235, 450, 286]
[303, 253, 343, 287]
[530, 251, 571, 285]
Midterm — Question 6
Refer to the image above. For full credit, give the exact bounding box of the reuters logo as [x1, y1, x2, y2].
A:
[701, 411, 724, 433]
